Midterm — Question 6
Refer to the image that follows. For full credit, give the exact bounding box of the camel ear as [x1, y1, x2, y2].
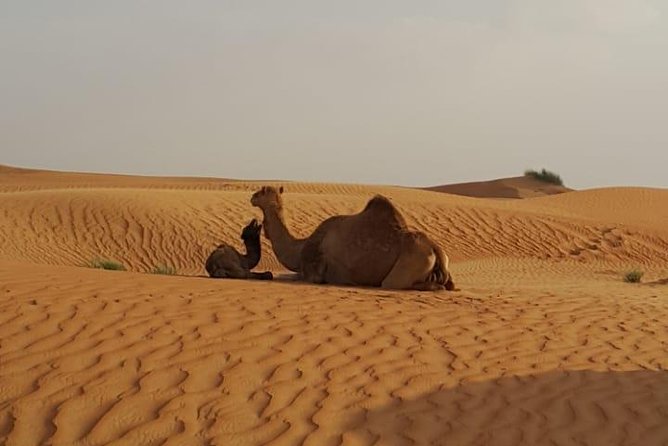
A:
[279, 186, 284, 194]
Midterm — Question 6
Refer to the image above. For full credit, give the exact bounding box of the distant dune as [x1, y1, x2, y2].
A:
[1, 164, 667, 446]
[0, 164, 242, 192]
[424, 175, 572, 199]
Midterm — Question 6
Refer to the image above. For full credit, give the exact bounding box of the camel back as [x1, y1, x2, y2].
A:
[363, 195, 408, 228]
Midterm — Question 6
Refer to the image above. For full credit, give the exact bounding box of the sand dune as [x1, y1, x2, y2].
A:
[424, 175, 572, 199]
[1, 165, 667, 445]
[1, 166, 667, 274]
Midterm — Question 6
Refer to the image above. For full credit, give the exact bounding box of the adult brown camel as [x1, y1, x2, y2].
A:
[250, 186, 454, 291]
[205, 219, 273, 280]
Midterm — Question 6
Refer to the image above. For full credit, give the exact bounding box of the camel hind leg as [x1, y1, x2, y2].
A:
[381, 236, 437, 290]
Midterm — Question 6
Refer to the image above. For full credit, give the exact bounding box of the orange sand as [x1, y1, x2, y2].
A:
[1, 165, 667, 445]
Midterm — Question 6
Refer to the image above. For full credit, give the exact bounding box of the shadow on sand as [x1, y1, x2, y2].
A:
[342, 369, 668, 446]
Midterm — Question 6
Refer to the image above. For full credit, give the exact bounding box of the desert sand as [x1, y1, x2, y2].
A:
[424, 175, 572, 199]
[0, 164, 667, 446]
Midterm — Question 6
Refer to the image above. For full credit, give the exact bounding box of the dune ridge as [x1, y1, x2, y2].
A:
[1, 165, 667, 445]
[424, 175, 572, 199]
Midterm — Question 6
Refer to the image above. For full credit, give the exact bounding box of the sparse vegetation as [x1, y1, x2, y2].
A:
[153, 264, 177, 275]
[524, 168, 564, 186]
[90, 258, 126, 271]
[623, 270, 644, 283]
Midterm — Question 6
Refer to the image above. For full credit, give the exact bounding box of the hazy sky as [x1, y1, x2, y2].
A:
[2, 1, 667, 189]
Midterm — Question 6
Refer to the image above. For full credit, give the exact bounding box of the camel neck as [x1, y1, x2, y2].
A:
[242, 237, 262, 270]
[261, 206, 303, 272]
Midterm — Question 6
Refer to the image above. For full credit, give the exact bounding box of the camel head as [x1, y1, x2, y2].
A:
[241, 218, 262, 242]
[250, 186, 284, 211]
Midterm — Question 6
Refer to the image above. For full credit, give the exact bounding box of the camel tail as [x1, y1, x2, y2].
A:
[428, 244, 455, 291]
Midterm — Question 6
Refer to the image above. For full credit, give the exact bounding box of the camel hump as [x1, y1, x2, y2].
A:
[363, 195, 396, 213]
[362, 194, 407, 227]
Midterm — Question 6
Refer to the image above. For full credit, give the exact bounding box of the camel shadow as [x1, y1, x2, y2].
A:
[341, 369, 668, 446]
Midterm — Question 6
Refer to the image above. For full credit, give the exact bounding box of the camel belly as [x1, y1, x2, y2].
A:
[320, 229, 399, 286]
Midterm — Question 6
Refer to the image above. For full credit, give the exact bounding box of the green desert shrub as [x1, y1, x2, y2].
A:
[524, 168, 564, 186]
[623, 270, 644, 283]
[90, 258, 126, 271]
[153, 264, 177, 275]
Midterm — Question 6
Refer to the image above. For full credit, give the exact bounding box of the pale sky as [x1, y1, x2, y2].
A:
[1, 1, 667, 189]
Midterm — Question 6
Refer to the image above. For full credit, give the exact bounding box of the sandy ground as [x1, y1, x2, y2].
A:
[1, 165, 667, 445]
